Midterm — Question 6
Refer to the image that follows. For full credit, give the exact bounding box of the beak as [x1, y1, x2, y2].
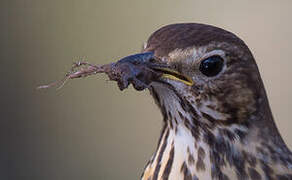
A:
[113, 52, 193, 90]
[153, 67, 194, 86]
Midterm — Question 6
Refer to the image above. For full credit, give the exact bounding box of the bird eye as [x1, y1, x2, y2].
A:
[199, 56, 224, 77]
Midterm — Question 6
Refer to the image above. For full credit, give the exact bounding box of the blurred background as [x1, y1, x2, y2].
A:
[1, 0, 292, 179]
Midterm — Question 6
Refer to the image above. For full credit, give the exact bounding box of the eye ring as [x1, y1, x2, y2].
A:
[199, 55, 224, 77]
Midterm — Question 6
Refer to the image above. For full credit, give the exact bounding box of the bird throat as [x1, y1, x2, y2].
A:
[141, 82, 233, 180]
[141, 82, 292, 180]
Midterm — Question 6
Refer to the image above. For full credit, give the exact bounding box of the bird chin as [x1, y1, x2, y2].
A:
[149, 77, 190, 98]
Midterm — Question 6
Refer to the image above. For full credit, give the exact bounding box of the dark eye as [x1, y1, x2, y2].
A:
[199, 56, 224, 77]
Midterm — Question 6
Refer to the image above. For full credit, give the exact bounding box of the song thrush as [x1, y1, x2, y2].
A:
[98, 23, 292, 180]
[43, 23, 292, 180]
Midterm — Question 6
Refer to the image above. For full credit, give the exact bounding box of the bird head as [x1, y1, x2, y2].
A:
[114, 23, 269, 135]
[144, 23, 262, 127]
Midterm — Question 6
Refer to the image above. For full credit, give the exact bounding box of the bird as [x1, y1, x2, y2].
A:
[111, 23, 292, 180]
[52, 23, 292, 180]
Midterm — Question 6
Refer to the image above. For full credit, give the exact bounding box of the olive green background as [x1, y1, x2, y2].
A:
[1, 0, 292, 179]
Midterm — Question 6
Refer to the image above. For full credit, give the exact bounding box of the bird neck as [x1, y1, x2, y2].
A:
[141, 84, 292, 180]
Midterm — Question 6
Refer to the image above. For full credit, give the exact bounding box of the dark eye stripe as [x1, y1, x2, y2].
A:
[199, 56, 224, 77]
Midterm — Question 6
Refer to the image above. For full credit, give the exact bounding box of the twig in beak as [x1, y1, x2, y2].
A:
[37, 61, 112, 90]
